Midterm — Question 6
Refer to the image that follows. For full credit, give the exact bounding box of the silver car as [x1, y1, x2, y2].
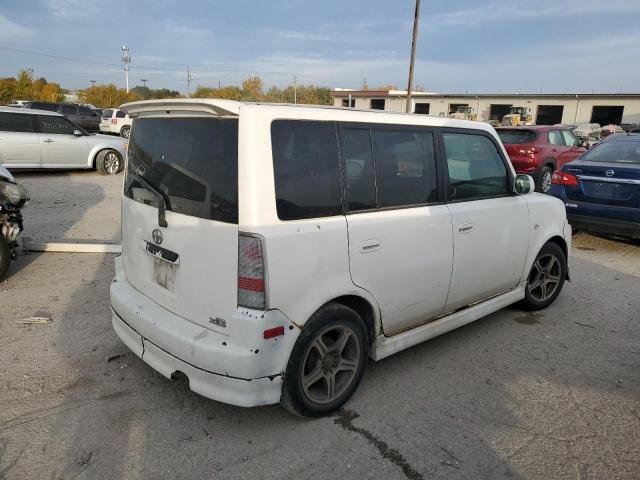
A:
[0, 106, 126, 174]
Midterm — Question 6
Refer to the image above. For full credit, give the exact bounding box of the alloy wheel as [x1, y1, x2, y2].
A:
[541, 170, 552, 193]
[301, 324, 361, 404]
[527, 253, 562, 302]
[104, 152, 120, 174]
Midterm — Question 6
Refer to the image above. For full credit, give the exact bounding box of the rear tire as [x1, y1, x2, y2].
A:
[96, 149, 123, 175]
[537, 165, 554, 193]
[120, 126, 131, 138]
[519, 242, 567, 311]
[280, 303, 368, 417]
[0, 235, 11, 281]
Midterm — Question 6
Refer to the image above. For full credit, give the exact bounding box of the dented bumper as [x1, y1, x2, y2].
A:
[110, 270, 300, 407]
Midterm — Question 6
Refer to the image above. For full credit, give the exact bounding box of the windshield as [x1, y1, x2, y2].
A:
[497, 129, 537, 144]
[581, 140, 640, 164]
[124, 117, 239, 223]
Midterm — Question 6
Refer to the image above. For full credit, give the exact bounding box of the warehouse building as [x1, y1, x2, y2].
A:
[331, 89, 640, 126]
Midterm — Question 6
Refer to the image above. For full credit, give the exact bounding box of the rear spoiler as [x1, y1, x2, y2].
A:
[120, 99, 241, 117]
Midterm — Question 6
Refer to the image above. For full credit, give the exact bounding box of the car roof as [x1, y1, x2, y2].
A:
[600, 133, 640, 142]
[495, 125, 564, 132]
[120, 99, 497, 133]
[0, 105, 63, 117]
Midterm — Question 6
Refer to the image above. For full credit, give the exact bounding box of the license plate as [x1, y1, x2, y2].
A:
[153, 257, 176, 291]
[592, 182, 617, 198]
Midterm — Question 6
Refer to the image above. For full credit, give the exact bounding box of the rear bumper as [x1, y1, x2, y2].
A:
[110, 263, 300, 407]
[567, 214, 640, 238]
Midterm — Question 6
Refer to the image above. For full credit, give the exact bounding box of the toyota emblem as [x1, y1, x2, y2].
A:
[152, 229, 163, 245]
[605, 169, 615, 177]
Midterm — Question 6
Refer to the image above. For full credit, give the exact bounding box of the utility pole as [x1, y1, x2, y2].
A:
[121, 45, 131, 93]
[141, 78, 148, 88]
[293, 75, 298, 104]
[187, 66, 193, 97]
[405, 0, 421, 113]
[90, 80, 96, 89]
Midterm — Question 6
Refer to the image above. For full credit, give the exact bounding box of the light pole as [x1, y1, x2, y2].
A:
[90, 80, 96, 88]
[187, 66, 193, 97]
[293, 75, 298, 104]
[121, 45, 131, 93]
[405, 0, 421, 113]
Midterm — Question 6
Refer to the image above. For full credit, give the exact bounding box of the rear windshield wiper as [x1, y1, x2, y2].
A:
[131, 171, 172, 228]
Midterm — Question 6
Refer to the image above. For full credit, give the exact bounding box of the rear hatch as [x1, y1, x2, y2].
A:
[563, 139, 640, 209]
[100, 109, 113, 130]
[121, 108, 239, 330]
[496, 129, 538, 169]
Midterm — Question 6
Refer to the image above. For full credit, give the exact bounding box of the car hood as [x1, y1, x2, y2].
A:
[87, 133, 126, 146]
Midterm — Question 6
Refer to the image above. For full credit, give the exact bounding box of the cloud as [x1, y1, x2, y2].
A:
[429, 0, 640, 27]
[0, 14, 35, 42]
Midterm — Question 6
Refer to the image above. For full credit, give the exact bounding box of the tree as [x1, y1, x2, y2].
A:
[40, 83, 64, 102]
[0, 77, 17, 104]
[131, 85, 151, 99]
[241, 76, 264, 100]
[14, 68, 34, 100]
[78, 84, 140, 108]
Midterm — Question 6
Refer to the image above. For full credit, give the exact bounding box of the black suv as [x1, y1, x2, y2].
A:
[23, 102, 101, 131]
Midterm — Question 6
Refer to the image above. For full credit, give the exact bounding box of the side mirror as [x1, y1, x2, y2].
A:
[73, 129, 83, 136]
[514, 174, 535, 195]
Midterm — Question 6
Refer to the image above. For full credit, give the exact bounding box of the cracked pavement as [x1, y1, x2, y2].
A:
[1, 172, 639, 479]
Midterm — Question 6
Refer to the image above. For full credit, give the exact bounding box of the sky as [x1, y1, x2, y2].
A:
[1, 0, 639, 94]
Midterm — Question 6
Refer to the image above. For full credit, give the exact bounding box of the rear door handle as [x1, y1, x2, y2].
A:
[43, 139, 55, 143]
[458, 223, 474, 233]
[359, 239, 381, 253]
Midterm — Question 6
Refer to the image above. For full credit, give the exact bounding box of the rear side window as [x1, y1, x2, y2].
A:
[372, 129, 437, 207]
[62, 105, 77, 115]
[443, 132, 509, 201]
[271, 120, 342, 220]
[497, 129, 537, 144]
[342, 128, 377, 211]
[125, 118, 238, 223]
[548, 130, 565, 145]
[0, 112, 33, 132]
[102, 109, 113, 119]
[116, 110, 126, 118]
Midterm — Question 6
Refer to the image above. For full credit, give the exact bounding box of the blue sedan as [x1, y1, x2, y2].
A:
[549, 134, 640, 239]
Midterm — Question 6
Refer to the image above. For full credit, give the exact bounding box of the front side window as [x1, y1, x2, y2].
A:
[271, 120, 342, 221]
[561, 130, 578, 146]
[372, 129, 437, 207]
[125, 117, 238, 223]
[0, 113, 33, 133]
[37, 115, 76, 135]
[116, 110, 127, 118]
[79, 106, 96, 116]
[548, 130, 565, 146]
[443, 132, 509, 201]
[342, 128, 377, 211]
[102, 109, 113, 119]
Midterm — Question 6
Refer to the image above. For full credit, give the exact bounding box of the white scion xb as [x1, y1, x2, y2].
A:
[110, 99, 571, 417]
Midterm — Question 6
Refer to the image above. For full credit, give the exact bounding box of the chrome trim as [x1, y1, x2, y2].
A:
[577, 175, 640, 185]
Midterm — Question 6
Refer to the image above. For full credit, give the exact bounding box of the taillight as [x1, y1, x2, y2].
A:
[551, 170, 578, 186]
[517, 146, 538, 155]
[238, 234, 266, 310]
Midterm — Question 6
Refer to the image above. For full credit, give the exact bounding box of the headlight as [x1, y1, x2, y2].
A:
[0, 180, 29, 206]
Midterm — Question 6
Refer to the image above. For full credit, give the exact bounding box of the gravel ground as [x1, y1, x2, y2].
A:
[0, 172, 638, 480]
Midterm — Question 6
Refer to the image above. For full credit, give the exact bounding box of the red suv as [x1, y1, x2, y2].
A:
[496, 126, 588, 193]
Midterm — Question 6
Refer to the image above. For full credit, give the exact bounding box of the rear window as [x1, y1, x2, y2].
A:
[497, 129, 537, 144]
[124, 117, 239, 223]
[102, 109, 113, 119]
[580, 141, 640, 164]
[271, 120, 342, 221]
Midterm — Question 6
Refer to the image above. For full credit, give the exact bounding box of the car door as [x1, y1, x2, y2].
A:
[441, 129, 529, 312]
[341, 124, 454, 335]
[0, 112, 41, 168]
[61, 104, 82, 127]
[560, 130, 586, 165]
[36, 114, 89, 168]
[547, 129, 569, 168]
[78, 106, 100, 131]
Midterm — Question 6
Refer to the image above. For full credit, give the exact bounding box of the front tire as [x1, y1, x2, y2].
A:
[519, 242, 567, 311]
[96, 149, 123, 175]
[280, 303, 368, 417]
[0, 235, 11, 281]
[120, 126, 131, 138]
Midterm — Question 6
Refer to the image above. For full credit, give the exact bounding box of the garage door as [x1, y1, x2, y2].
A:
[489, 104, 512, 122]
[590, 106, 624, 126]
[536, 105, 564, 125]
